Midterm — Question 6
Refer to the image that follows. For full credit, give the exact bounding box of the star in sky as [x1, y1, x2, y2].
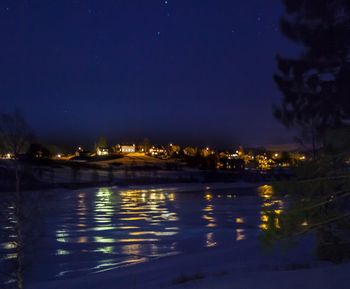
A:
[0, 0, 296, 146]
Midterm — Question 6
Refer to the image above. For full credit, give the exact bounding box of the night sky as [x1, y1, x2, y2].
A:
[0, 0, 298, 148]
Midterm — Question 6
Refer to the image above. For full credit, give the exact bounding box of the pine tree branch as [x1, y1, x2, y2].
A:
[297, 190, 350, 212]
[298, 213, 350, 235]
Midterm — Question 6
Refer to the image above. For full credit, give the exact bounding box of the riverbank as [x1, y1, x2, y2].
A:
[0, 157, 294, 193]
[0, 167, 265, 193]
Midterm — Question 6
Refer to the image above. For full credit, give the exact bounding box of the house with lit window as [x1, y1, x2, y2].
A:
[120, 144, 136, 153]
[96, 147, 109, 156]
[149, 145, 165, 156]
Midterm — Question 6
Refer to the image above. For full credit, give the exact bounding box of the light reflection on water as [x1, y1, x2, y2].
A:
[0, 185, 285, 283]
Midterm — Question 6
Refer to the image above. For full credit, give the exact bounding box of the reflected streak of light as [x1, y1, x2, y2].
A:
[236, 229, 246, 241]
[129, 231, 178, 236]
[94, 236, 159, 243]
[119, 217, 149, 221]
[261, 215, 269, 222]
[165, 227, 179, 230]
[3, 253, 17, 260]
[56, 249, 71, 256]
[121, 244, 141, 255]
[94, 246, 114, 254]
[202, 203, 216, 227]
[56, 229, 69, 238]
[94, 218, 112, 223]
[78, 236, 88, 243]
[203, 204, 214, 212]
[259, 223, 268, 230]
[117, 226, 140, 230]
[160, 213, 178, 221]
[275, 218, 281, 229]
[205, 232, 217, 247]
[258, 184, 273, 199]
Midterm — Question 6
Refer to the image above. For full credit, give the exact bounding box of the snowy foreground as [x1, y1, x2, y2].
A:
[30, 237, 350, 289]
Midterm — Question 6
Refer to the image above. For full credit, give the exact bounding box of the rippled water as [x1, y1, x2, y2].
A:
[1, 184, 284, 283]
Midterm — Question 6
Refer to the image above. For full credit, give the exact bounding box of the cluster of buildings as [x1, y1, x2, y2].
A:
[0, 135, 309, 172]
[75, 143, 177, 158]
[69, 142, 307, 171]
[1, 140, 308, 172]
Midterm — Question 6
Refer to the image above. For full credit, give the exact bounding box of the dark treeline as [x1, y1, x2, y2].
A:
[274, 0, 350, 156]
[267, 0, 350, 262]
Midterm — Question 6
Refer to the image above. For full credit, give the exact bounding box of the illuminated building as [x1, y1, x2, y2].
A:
[96, 147, 109, 156]
[149, 145, 165, 156]
[120, 144, 136, 153]
[219, 158, 245, 171]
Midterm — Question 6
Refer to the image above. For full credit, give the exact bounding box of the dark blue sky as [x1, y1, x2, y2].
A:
[0, 0, 298, 148]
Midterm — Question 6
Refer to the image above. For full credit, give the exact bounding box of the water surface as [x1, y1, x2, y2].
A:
[1, 184, 284, 283]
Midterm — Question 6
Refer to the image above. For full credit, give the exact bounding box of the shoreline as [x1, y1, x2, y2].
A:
[0, 176, 265, 194]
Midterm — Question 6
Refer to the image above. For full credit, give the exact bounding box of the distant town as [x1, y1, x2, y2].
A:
[1, 138, 308, 173]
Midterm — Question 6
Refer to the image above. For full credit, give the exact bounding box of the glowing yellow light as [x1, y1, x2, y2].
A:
[259, 223, 268, 230]
[119, 217, 148, 221]
[258, 185, 273, 199]
[236, 217, 244, 224]
[205, 193, 213, 201]
[203, 204, 214, 212]
[275, 218, 281, 229]
[261, 215, 269, 222]
[203, 214, 215, 222]
[168, 193, 175, 201]
[78, 236, 88, 243]
[129, 231, 177, 237]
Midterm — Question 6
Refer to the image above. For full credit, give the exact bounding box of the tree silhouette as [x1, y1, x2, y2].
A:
[269, 1, 350, 261]
[94, 136, 108, 151]
[274, 0, 350, 156]
[0, 110, 34, 289]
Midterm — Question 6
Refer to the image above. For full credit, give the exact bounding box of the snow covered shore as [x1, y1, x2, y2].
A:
[29, 237, 350, 289]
